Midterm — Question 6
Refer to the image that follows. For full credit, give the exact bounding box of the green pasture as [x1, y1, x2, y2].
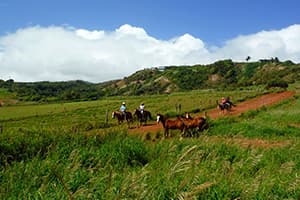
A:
[1, 87, 300, 199]
[0, 89, 264, 121]
[0, 89, 265, 135]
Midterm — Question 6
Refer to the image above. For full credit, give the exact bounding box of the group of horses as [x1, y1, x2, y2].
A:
[112, 97, 234, 137]
[112, 108, 209, 138]
[111, 109, 152, 128]
[156, 112, 209, 138]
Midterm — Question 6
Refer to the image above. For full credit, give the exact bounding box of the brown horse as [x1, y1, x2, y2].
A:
[134, 109, 153, 127]
[112, 111, 133, 127]
[156, 113, 186, 138]
[178, 113, 209, 137]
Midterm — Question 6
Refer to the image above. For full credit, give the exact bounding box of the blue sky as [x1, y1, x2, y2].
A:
[0, 0, 300, 82]
[1, 0, 299, 43]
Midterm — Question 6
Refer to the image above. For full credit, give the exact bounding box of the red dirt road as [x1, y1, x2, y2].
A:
[208, 90, 295, 119]
[129, 91, 296, 134]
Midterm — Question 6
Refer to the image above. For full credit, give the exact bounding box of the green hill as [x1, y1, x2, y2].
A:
[0, 59, 299, 102]
[100, 59, 298, 95]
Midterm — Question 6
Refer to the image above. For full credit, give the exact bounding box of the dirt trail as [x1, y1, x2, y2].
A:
[207, 90, 295, 119]
[129, 90, 296, 134]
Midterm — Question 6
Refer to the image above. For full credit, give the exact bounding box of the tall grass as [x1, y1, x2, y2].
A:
[1, 88, 300, 199]
[1, 127, 299, 199]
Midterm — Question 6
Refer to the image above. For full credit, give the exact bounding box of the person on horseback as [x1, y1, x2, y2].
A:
[139, 103, 145, 119]
[221, 96, 235, 109]
[221, 97, 227, 106]
[120, 102, 127, 120]
[225, 96, 235, 107]
[139, 103, 145, 113]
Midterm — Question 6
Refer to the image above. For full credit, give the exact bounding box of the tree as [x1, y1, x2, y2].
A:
[246, 56, 251, 62]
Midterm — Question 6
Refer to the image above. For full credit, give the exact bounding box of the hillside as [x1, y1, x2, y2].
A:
[0, 59, 299, 102]
[108, 59, 298, 95]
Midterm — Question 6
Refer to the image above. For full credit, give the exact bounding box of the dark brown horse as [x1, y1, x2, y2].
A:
[156, 113, 186, 138]
[217, 100, 232, 114]
[134, 109, 153, 127]
[112, 111, 133, 127]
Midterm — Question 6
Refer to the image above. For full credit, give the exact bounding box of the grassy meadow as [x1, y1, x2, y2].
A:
[0, 87, 300, 199]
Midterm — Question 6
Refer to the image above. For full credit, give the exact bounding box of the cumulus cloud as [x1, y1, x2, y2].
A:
[214, 24, 300, 62]
[0, 24, 299, 83]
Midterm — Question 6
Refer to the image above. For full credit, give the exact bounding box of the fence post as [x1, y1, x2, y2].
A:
[105, 109, 109, 127]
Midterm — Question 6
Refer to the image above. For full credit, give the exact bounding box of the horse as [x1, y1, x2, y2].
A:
[177, 113, 208, 137]
[134, 109, 153, 127]
[217, 100, 232, 114]
[112, 111, 133, 127]
[156, 113, 186, 138]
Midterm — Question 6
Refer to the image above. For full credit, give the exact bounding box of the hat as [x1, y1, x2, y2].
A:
[141, 103, 144, 105]
[122, 102, 126, 105]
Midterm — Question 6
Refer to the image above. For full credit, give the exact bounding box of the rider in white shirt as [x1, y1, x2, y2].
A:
[120, 102, 127, 119]
[139, 103, 145, 114]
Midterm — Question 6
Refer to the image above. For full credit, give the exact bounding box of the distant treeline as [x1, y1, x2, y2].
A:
[0, 80, 103, 102]
[0, 59, 298, 102]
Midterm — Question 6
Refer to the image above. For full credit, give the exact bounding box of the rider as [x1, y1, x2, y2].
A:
[225, 96, 235, 107]
[120, 102, 127, 119]
[139, 103, 145, 119]
[221, 96, 235, 107]
[221, 97, 227, 106]
[139, 103, 145, 114]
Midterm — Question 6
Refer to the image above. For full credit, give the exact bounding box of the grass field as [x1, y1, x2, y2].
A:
[0, 87, 300, 199]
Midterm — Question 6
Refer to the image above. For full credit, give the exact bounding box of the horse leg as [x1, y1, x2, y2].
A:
[225, 103, 231, 113]
[128, 120, 131, 128]
[221, 104, 226, 115]
[218, 104, 224, 115]
[225, 105, 230, 114]
[164, 128, 168, 138]
[181, 126, 187, 138]
[127, 118, 133, 128]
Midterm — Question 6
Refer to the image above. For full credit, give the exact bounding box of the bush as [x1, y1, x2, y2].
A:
[266, 79, 288, 89]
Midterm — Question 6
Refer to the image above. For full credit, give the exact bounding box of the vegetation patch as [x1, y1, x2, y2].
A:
[0, 82, 300, 199]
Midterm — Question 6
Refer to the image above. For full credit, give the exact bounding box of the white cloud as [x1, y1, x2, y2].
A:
[76, 29, 105, 40]
[0, 24, 300, 83]
[214, 24, 300, 62]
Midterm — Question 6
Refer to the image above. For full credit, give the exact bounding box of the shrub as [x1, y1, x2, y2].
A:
[266, 79, 288, 89]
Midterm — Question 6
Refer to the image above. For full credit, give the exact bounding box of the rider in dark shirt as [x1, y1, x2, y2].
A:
[225, 96, 235, 107]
